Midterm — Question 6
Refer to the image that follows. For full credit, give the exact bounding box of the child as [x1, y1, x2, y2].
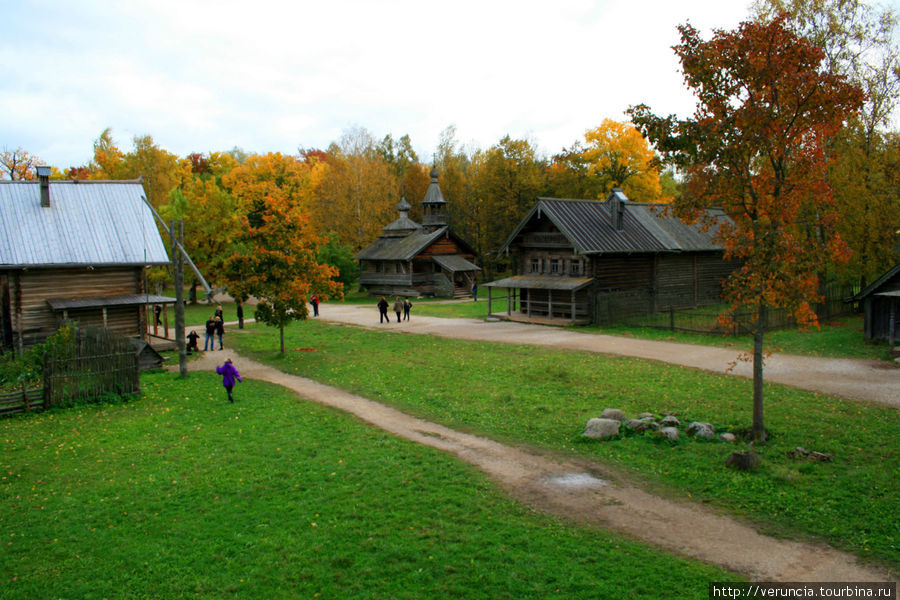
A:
[216, 358, 242, 403]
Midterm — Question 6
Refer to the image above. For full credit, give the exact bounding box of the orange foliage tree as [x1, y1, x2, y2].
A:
[221, 153, 342, 354]
[630, 15, 863, 441]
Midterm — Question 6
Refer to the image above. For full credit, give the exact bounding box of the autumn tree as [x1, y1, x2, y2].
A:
[630, 15, 863, 441]
[222, 152, 342, 354]
[753, 0, 900, 284]
[0, 147, 40, 180]
[310, 127, 398, 251]
[469, 135, 545, 275]
[581, 120, 668, 201]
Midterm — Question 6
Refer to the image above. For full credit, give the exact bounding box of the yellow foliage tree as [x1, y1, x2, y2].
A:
[581, 120, 668, 202]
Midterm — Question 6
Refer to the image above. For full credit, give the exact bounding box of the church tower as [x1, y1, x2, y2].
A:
[421, 167, 448, 232]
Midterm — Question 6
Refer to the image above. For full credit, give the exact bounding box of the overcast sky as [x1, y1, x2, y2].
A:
[1, 0, 800, 169]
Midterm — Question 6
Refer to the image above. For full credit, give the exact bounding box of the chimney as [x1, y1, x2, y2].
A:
[609, 188, 627, 230]
[36, 165, 51, 208]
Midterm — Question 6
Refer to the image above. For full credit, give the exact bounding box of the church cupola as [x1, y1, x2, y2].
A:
[421, 167, 448, 231]
[381, 189, 420, 236]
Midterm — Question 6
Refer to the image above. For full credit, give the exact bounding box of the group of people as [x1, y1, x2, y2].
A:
[185, 305, 227, 353]
[377, 296, 412, 323]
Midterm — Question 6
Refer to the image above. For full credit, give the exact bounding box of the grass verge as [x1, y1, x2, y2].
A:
[231, 320, 900, 571]
[1, 371, 731, 599]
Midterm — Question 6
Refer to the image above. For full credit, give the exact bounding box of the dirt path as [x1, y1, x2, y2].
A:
[316, 303, 900, 407]
[187, 350, 895, 583]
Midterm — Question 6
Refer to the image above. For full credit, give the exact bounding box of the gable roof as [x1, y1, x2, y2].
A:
[499, 194, 728, 255]
[851, 262, 900, 301]
[0, 179, 170, 268]
[355, 226, 449, 261]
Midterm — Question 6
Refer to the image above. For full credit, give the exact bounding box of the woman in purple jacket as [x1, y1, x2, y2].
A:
[216, 358, 242, 403]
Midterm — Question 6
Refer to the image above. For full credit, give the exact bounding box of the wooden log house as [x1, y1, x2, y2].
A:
[849, 262, 900, 349]
[355, 168, 480, 298]
[485, 189, 734, 325]
[0, 173, 172, 352]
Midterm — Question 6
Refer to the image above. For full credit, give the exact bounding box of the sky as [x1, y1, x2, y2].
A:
[2, 0, 789, 169]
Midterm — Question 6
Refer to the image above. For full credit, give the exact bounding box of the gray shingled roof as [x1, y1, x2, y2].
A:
[500, 194, 727, 255]
[355, 227, 448, 261]
[0, 179, 170, 268]
[484, 275, 593, 290]
[432, 255, 480, 273]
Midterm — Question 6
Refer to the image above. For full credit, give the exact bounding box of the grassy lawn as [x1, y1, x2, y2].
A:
[1, 372, 731, 599]
[231, 320, 900, 571]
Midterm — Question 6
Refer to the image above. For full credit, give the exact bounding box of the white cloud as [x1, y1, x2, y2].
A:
[2, 0, 755, 167]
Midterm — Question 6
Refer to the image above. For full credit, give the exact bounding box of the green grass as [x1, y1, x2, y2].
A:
[1, 372, 731, 599]
[231, 320, 900, 570]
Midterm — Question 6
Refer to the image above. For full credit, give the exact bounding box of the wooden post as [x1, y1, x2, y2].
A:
[175, 220, 187, 377]
[22, 381, 29, 412]
[487, 286, 492, 317]
[163, 305, 169, 340]
[571, 289, 576, 325]
[889, 299, 896, 352]
[42, 353, 51, 409]
[669, 306, 675, 331]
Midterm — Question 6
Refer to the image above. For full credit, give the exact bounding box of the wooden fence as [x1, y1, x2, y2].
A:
[2, 325, 140, 417]
[595, 283, 856, 335]
[0, 385, 45, 416]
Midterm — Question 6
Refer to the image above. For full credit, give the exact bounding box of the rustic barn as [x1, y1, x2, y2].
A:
[0, 172, 172, 351]
[355, 168, 480, 298]
[484, 189, 733, 324]
[849, 262, 900, 346]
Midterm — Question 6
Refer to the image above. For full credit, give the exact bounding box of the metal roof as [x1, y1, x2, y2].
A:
[851, 262, 900, 301]
[484, 275, 594, 291]
[432, 254, 480, 272]
[0, 179, 170, 268]
[47, 294, 177, 310]
[499, 194, 726, 256]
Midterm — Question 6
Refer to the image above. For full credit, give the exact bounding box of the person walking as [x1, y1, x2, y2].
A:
[214, 315, 225, 350]
[472, 281, 478, 301]
[377, 297, 389, 324]
[236, 301, 244, 329]
[393, 296, 403, 323]
[311, 294, 319, 317]
[403, 297, 412, 321]
[204, 315, 216, 351]
[216, 358, 242, 403]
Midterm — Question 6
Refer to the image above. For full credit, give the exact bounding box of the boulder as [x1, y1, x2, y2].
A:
[583, 418, 621, 439]
[720, 432, 737, 443]
[637, 412, 655, 420]
[599, 408, 627, 421]
[624, 419, 652, 433]
[660, 415, 681, 428]
[657, 426, 679, 441]
[687, 421, 716, 439]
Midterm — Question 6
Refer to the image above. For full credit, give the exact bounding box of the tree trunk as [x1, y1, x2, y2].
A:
[752, 305, 767, 443]
[279, 325, 285, 355]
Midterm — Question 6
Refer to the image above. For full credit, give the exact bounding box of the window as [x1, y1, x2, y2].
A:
[570, 259, 581, 275]
[530, 258, 540, 273]
[550, 258, 560, 274]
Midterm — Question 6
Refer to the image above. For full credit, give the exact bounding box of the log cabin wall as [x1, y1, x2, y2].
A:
[5, 266, 142, 347]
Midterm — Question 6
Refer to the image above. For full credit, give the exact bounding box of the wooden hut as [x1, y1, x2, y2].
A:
[355, 168, 480, 298]
[849, 263, 900, 347]
[0, 173, 172, 351]
[484, 189, 733, 324]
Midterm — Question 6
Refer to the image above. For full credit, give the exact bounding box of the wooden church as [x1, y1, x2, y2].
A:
[355, 168, 480, 298]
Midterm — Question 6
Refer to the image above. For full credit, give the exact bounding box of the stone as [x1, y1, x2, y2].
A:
[583, 418, 621, 439]
[599, 408, 627, 421]
[660, 415, 681, 428]
[624, 419, 652, 433]
[726, 451, 759, 471]
[657, 426, 679, 441]
[686, 421, 716, 439]
[720, 432, 737, 443]
[637, 412, 654, 419]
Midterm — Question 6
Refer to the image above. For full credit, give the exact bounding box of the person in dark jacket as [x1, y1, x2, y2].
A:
[214, 316, 225, 350]
[236, 301, 244, 329]
[403, 298, 412, 321]
[204, 316, 216, 351]
[216, 358, 242, 403]
[377, 297, 389, 324]
[310, 294, 319, 317]
[186, 330, 200, 353]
